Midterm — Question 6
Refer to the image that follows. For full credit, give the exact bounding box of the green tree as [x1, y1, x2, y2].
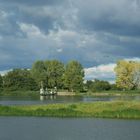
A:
[63, 60, 84, 92]
[89, 79, 111, 92]
[110, 83, 119, 90]
[0, 74, 3, 89]
[85, 80, 93, 90]
[3, 69, 38, 90]
[31, 60, 47, 88]
[114, 60, 140, 90]
[44, 60, 64, 88]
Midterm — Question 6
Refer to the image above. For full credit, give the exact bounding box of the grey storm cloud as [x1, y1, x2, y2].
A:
[0, 0, 66, 6]
[0, 0, 140, 72]
[74, 0, 140, 36]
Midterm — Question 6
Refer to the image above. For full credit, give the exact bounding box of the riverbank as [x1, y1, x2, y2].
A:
[85, 90, 140, 96]
[0, 90, 39, 97]
[0, 90, 140, 97]
[0, 101, 140, 119]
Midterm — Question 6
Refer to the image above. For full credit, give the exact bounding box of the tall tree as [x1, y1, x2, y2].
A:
[44, 60, 64, 88]
[31, 60, 47, 88]
[63, 60, 84, 92]
[114, 60, 140, 90]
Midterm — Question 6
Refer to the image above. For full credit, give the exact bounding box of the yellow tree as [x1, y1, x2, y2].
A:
[114, 60, 140, 90]
[132, 67, 140, 89]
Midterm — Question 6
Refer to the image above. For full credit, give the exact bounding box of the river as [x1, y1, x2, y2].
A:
[0, 95, 140, 105]
[0, 117, 140, 140]
[0, 95, 140, 140]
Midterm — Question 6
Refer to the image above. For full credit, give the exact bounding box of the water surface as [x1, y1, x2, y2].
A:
[0, 117, 139, 140]
[0, 95, 140, 105]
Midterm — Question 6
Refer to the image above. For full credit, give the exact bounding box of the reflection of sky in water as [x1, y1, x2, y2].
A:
[0, 95, 140, 106]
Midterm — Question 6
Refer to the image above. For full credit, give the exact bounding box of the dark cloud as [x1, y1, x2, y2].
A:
[0, 0, 66, 6]
[74, 0, 140, 36]
[0, 0, 140, 72]
[79, 18, 140, 36]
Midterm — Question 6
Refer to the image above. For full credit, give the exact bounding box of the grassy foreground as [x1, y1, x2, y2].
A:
[0, 101, 140, 119]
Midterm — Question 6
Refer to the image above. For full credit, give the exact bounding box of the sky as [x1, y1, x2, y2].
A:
[0, 0, 140, 82]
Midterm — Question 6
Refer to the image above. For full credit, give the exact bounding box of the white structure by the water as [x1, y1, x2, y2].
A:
[40, 88, 44, 95]
[40, 87, 57, 96]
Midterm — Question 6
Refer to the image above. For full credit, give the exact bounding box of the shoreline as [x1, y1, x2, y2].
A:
[0, 90, 140, 97]
[0, 101, 140, 119]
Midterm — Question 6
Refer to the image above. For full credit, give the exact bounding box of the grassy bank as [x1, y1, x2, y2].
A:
[0, 101, 140, 119]
[0, 90, 39, 97]
[85, 90, 140, 96]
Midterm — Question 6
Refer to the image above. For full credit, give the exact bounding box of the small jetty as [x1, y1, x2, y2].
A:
[40, 87, 57, 96]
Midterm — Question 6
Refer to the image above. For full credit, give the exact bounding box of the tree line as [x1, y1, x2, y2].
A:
[0, 59, 140, 92]
[85, 79, 114, 92]
[0, 60, 84, 92]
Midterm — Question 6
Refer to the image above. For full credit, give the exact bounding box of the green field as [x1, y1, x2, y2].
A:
[0, 101, 140, 119]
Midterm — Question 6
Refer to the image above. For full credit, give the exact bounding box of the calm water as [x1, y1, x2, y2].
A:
[0, 117, 140, 140]
[0, 95, 140, 105]
[0, 97, 140, 140]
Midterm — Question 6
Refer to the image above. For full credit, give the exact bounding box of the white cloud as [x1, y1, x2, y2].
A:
[84, 63, 116, 82]
[57, 48, 63, 53]
[0, 69, 12, 76]
[125, 57, 140, 62]
[19, 23, 46, 38]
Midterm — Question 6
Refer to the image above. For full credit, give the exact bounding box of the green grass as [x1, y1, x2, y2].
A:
[0, 101, 140, 119]
[86, 90, 140, 96]
[0, 90, 39, 97]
